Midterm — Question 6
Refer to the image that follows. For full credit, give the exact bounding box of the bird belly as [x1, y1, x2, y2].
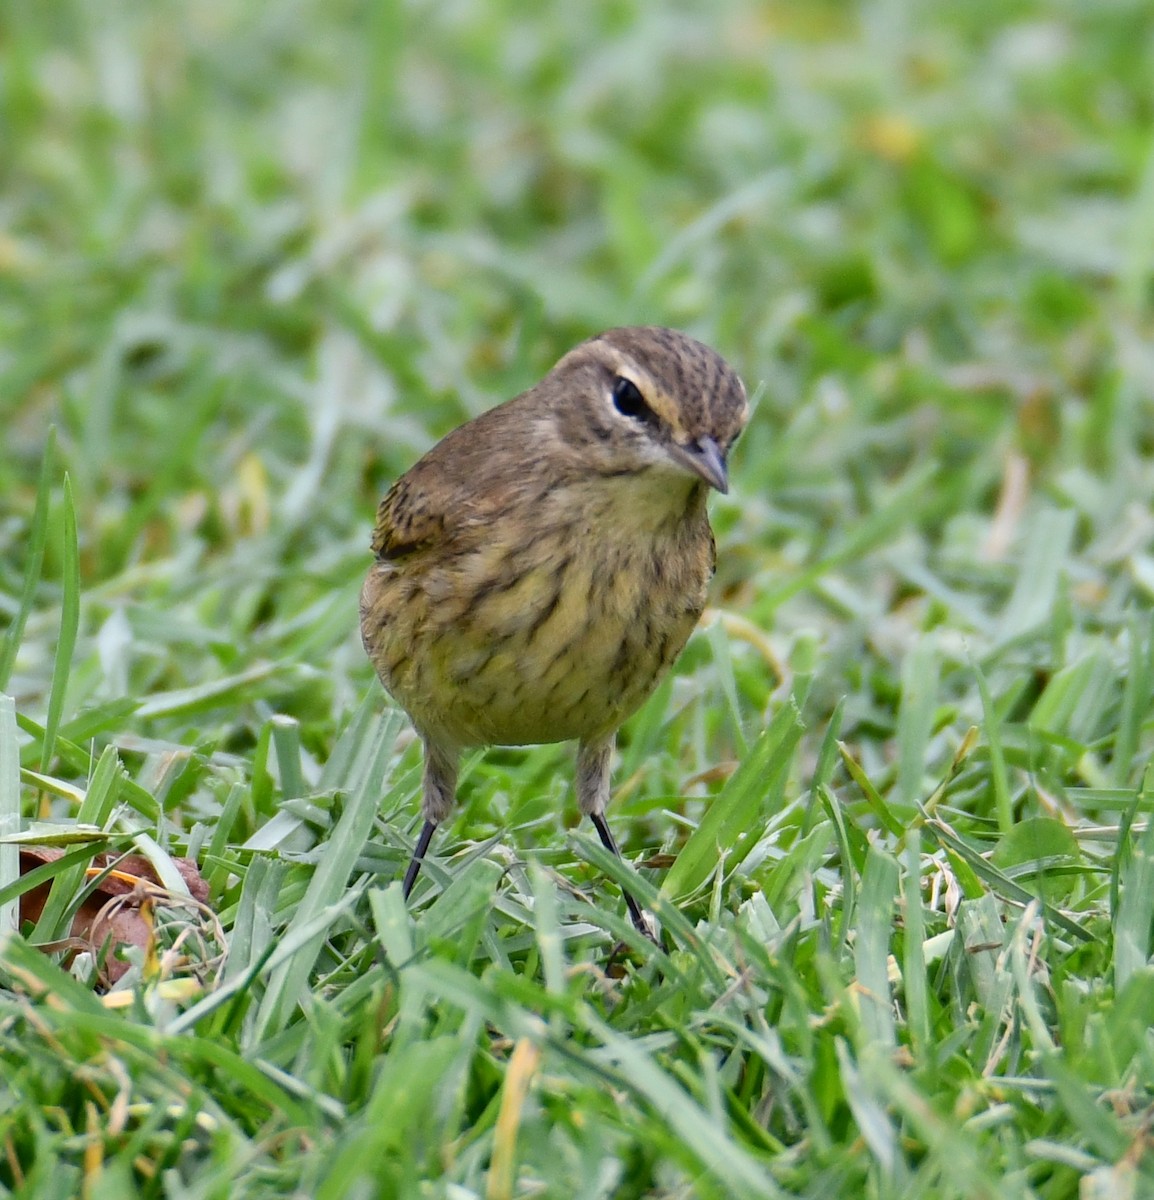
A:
[361, 533, 708, 750]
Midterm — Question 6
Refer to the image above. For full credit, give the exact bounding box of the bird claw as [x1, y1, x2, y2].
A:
[605, 911, 663, 974]
[634, 912, 661, 947]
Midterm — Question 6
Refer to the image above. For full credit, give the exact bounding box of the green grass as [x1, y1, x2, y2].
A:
[2, 0, 1154, 1196]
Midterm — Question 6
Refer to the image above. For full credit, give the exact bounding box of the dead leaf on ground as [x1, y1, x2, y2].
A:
[16, 848, 220, 987]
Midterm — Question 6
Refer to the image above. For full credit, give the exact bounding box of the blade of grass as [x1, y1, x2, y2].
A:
[838, 743, 905, 838]
[958, 894, 1015, 1071]
[901, 832, 930, 1054]
[28, 745, 124, 942]
[1112, 612, 1153, 787]
[13, 711, 159, 819]
[41, 473, 79, 773]
[974, 661, 1013, 835]
[0, 695, 20, 934]
[251, 707, 403, 1040]
[134, 663, 289, 721]
[271, 715, 306, 803]
[0, 428, 55, 692]
[855, 844, 898, 1050]
[817, 783, 860, 952]
[1114, 808, 1154, 992]
[0, 838, 124, 915]
[896, 636, 938, 809]
[662, 698, 804, 901]
[527, 863, 564, 998]
[997, 507, 1076, 642]
[704, 617, 749, 755]
[836, 1038, 901, 1181]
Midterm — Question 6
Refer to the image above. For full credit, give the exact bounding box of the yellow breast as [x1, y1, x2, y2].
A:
[361, 493, 712, 750]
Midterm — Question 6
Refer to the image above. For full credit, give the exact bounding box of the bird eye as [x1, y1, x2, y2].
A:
[611, 377, 652, 422]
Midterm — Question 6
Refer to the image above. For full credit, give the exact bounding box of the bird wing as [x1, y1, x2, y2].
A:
[369, 401, 532, 561]
[370, 473, 447, 560]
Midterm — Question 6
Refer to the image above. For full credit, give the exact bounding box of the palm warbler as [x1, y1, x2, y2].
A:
[361, 326, 747, 937]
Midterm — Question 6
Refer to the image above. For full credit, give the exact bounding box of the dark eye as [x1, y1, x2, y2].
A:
[611, 376, 652, 422]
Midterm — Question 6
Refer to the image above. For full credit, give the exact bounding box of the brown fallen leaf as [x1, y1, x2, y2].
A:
[17, 847, 219, 987]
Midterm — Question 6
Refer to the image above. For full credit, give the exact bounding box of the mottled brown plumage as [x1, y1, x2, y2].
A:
[361, 326, 747, 938]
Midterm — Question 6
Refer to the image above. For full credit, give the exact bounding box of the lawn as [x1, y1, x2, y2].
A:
[2, 0, 1154, 1196]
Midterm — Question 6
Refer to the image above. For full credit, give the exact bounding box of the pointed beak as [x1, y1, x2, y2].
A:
[669, 435, 729, 494]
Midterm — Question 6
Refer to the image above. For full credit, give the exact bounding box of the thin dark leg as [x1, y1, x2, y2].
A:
[589, 812, 655, 941]
[402, 819, 438, 898]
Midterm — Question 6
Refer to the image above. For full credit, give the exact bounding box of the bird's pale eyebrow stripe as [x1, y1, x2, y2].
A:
[608, 364, 685, 429]
[606, 366, 652, 405]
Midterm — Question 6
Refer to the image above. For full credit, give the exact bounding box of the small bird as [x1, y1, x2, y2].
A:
[361, 326, 748, 938]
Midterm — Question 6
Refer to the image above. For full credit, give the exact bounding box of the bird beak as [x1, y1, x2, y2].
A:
[670, 436, 729, 494]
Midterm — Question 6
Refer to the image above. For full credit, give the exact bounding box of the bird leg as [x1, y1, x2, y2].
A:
[402, 819, 437, 897]
[577, 738, 657, 942]
[589, 811, 657, 940]
[402, 740, 457, 898]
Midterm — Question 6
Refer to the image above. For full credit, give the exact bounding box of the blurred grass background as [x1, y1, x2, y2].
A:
[2, 0, 1154, 1196]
